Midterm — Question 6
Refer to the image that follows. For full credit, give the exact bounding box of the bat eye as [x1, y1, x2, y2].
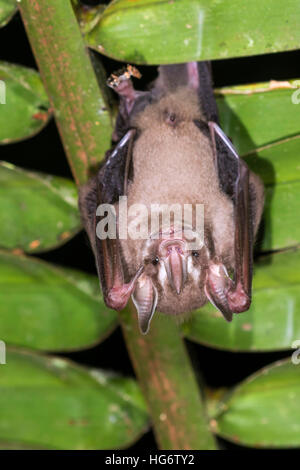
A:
[152, 257, 159, 266]
[164, 110, 177, 126]
[192, 251, 199, 258]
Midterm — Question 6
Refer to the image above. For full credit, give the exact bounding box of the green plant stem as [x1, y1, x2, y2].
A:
[19, 0, 217, 450]
[121, 304, 216, 449]
[19, 0, 112, 185]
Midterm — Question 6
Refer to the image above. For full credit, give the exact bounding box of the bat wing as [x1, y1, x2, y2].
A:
[79, 128, 145, 313]
[206, 121, 253, 320]
[189, 62, 260, 319]
[80, 67, 160, 334]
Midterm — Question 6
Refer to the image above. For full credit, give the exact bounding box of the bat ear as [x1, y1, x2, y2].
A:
[132, 274, 158, 335]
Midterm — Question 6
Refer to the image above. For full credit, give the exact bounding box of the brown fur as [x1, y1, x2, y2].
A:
[79, 84, 264, 320]
[77, 57, 266, 335]
[120, 87, 240, 315]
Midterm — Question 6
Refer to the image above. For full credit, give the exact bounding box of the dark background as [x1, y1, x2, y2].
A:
[1, 0, 300, 450]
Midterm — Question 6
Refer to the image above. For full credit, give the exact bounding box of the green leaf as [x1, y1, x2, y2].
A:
[245, 138, 300, 252]
[246, 142, 300, 251]
[0, 161, 81, 253]
[72, 0, 105, 34]
[217, 81, 300, 155]
[0, 0, 16, 28]
[0, 62, 51, 143]
[0, 441, 47, 450]
[213, 359, 300, 447]
[183, 249, 300, 351]
[244, 136, 300, 186]
[0, 251, 118, 351]
[262, 182, 300, 251]
[0, 349, 148, 449]
[85, 0, 300, 64]
[218, 82, 300, 251]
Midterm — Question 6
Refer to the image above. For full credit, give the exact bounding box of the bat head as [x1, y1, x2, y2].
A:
[127, 222, 210, 334]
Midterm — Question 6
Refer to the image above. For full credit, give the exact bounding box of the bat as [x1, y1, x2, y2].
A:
[79, 62, 264, 334]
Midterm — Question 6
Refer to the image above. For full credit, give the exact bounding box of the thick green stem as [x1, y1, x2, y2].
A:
[121, 304, 216, 449]
[19, 0, 112, 185]
[19, 0, 217, 450]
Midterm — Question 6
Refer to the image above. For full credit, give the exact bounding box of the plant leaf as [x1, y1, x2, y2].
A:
[84, 0, 300, 64]
[262, 182, 300, 251]
[0, 348, 148, 449]
[0, 61, 51, 143]
[217, 81, 300, 155]
[72, 0, 105, 34]
[0, 251, 118, 351]
[246, 143, 300, 251]
[0, 162, 81, 253]
[218, 82, 300, 251]
[244, 136, 300, 186]
[212, 359, 300, 448]
[0, 0, 16, 28]
[183, 249, 300, 351]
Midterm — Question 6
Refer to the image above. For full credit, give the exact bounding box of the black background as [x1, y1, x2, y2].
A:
[1, 0, 299, 450]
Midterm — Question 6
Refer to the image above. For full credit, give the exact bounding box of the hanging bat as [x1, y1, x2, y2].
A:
[79, 62, 264, 334]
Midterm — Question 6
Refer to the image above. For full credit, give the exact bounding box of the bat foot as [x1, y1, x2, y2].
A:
[227, 283, 251, 313]
[107, 65, 141, 90]
[106, 285, 132, 311]
[105, 266, 145, 311]
[205, 265, 250, 318]
[107, 65, 142, 115]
